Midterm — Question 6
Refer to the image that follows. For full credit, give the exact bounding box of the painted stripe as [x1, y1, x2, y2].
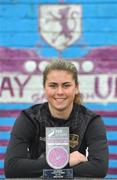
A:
[0, 168, 4, 175]
[85, 103, 117, 110]
[0, 132, 11, 139]
[109, 154, 117, 160]
[109, 146, 117, 154]
[0, 154, 5, 160]
[0, 126, 12, 132]
[1, 110, 117, 119]
[0, 110, 21, 117]
[106, 174, 117, 178]
[0, 147, 7, 154]
[108, 141, 117, 145]
[0, 103, 117, 110]
[0, 124, 116, 132]
[106, 126, 117, 131]
[0, 103, 32, 109]
[0, 140, 117, 146]
[0, 140, 9, 146]
[103, 118, 117, 126]
[109, 160, 117, 167]
[108, 168, 117, 174]
[0, 118, 16, 126]
[96, 111, 117, 117]
[107, 132, 117, 140]
[0, 161, 4, 168]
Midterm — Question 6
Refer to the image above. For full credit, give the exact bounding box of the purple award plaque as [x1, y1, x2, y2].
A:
[43, 127, 73, 179]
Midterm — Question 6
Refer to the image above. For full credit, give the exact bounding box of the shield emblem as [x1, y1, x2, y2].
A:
[39, 4, 82, 51]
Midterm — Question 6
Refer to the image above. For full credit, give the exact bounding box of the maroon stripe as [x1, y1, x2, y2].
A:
[95, 111, 117, 117]
[0, 168, 4, 175]
[0, 110, 21, 117]
[106, 126, 117, 131]
[0, 126, 12, 131]
[0, 140, 9, 146]
[0, 140, 117, 146]
[0, 154, 5, 160]
[1, 110, 117, 117]
[108, 141, 117, 145]
[109, 154, 117, 160]
[108, 168, 117, 175]
[0, 125, 116, 133]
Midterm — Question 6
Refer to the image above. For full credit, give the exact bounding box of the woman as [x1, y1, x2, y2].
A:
[4, 60, 108, 178]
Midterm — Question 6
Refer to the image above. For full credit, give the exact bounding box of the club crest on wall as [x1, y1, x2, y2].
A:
[39, 4, 82, 50]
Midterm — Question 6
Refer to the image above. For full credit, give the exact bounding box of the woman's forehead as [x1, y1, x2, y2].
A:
[46, 70, 75, 84]
[47, 69, 73, 76]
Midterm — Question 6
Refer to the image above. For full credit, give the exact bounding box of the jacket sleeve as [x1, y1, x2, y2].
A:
[4, 111, 48, 178]
[73, 116, 109, 177]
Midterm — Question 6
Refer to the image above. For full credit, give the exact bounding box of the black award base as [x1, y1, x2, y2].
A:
[43, 168, 73, 179]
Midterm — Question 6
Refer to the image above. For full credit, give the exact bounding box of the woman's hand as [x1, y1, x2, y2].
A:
[69, 151, 88, 167]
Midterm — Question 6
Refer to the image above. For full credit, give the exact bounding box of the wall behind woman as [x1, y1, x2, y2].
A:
[0, 0, 117, 178]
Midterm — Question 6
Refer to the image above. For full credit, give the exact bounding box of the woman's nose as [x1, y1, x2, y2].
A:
[56, 86, 64, 94]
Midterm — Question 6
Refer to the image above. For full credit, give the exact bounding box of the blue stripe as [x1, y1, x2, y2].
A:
[85, 103, 117, 110]
[109, 160, 117, 168]
[83, 3, 117, 18]
[0, 103, 117, 110]
[0, 18, 37, 32]
[0, 132, 11, 140]
[0, 160, 4, 168]
[109, 146, 117, 154]
[0, 29, 117, 48]
[0, 103, 32, 109]
[0, 118, 16, 126]
[83, 18, 117, 31]
[0, 4, 37, 19]
[0, 175, 5, 179]
[106, 175, 117, 178]
[103, 118, 117, 126]
[0, 32, 39, 47]
[107, 132, 117, 140]
[0, 147, 7, 153]
[60, 46, 90, 58]
[2, 4, 117, 19]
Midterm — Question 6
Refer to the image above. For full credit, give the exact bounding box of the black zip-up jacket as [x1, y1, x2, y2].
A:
[4, 103, 108, 178]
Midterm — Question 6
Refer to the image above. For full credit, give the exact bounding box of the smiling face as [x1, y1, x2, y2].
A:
[44, 70, 78, 118]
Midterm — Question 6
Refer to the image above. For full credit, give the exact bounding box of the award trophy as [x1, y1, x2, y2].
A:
[43, 127, 73, 179]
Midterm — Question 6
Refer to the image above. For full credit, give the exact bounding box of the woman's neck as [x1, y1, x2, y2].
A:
[48, 104, 73, 120]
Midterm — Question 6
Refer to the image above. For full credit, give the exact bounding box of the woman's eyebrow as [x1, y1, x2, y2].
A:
[48, 82, 57, 84]
[48, 82, 72, 85]
[62, 82, 72, 85]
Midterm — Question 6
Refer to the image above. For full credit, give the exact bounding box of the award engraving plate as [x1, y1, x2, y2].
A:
[43, 127, 73, 179]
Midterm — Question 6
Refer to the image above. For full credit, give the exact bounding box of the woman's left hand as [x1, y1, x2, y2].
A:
[69, 151, 88, 167]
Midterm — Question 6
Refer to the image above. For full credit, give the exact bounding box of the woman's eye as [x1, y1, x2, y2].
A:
[63, 84, 71, 88]
[49, 84, 57, 88]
